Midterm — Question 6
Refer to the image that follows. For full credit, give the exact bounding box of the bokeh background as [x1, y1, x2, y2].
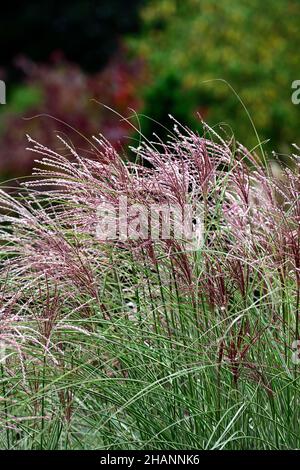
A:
[0, 0, 300, 180]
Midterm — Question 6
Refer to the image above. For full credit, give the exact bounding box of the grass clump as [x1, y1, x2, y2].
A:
[0, 120, 299, 449]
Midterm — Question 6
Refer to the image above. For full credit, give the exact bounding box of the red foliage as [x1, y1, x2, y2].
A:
[0, 53, 144, 177]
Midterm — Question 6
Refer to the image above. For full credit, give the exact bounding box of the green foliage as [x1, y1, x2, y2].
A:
[3, 85, 43, 115]
[129, 0, 300, 152]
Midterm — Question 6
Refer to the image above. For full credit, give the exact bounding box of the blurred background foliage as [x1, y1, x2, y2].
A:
[0, 55, 144, 178]
[0, 0, 144, 78]
[0, 0, 300, 179]
[128, 0, 300, 153]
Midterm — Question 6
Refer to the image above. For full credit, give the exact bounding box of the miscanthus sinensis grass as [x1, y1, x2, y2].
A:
[0, 119, 299, 449]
